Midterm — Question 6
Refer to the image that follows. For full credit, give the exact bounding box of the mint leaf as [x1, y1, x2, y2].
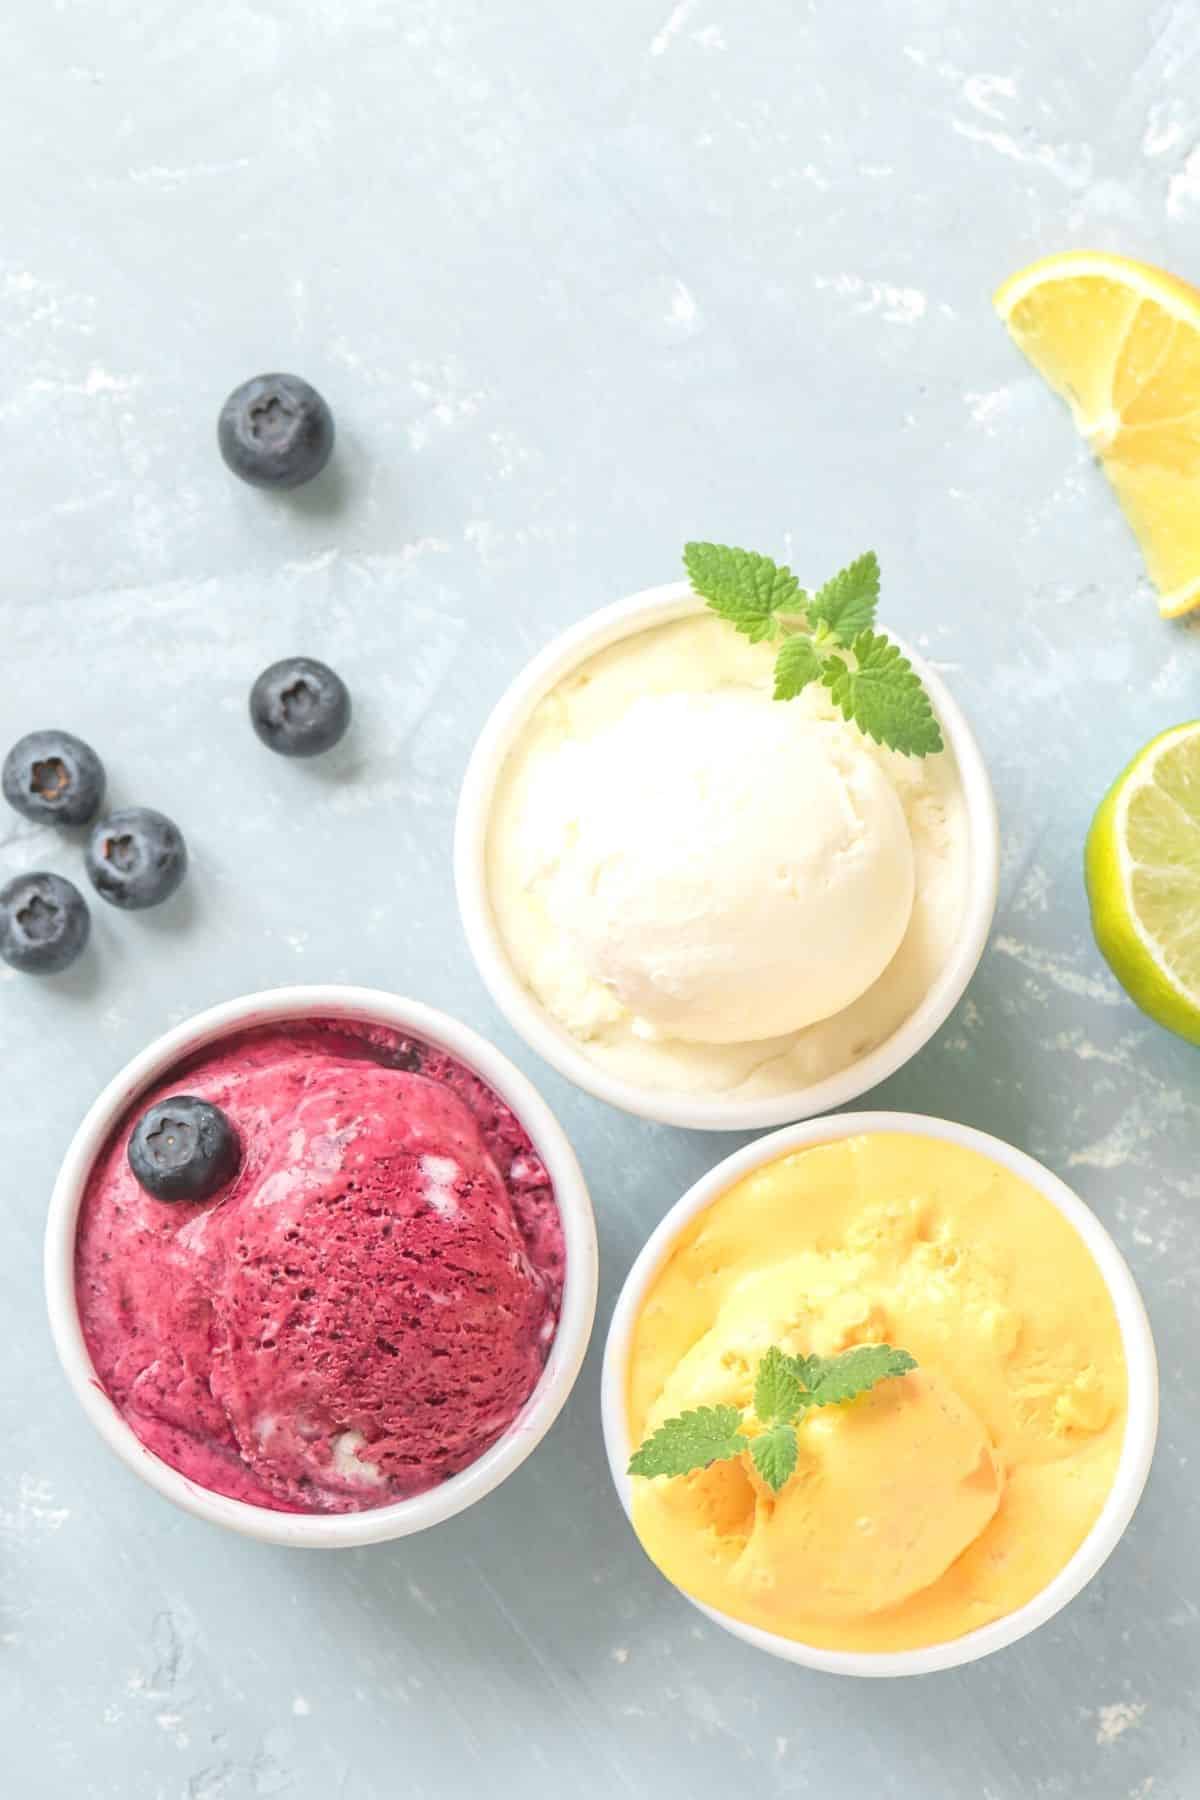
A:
[754, 1345, 805, 1424]
[684, 542, 807, 644]
[822, 631, 944, 758]
[804, 1345, 917, 1408]
[807, 552, 880, 645]
[781, 1351, 823, 1403]
[750, 1423, 798, 1493]
[685, 538, 943, 760]
[627, 1343, 918, 1493]
[628, 1405, 746, 1480]
[773, 634, 825, 701]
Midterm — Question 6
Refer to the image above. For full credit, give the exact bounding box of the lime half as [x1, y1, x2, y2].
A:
[1086, 721, 1200, 1043]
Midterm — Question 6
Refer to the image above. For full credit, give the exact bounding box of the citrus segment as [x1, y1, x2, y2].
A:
[996, 252, 1200, 616]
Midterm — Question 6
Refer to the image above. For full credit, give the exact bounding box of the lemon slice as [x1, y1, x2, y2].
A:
[996, 251, 1200, 617]
[1086, 722, 1200, 1042]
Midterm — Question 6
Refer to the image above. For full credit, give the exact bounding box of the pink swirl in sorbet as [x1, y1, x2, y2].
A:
[75, 1020, 564, 1513]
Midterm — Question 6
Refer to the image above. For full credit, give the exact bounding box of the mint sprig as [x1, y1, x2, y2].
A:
[628, 1342, 917, 1494]
[682, 541, 943, 759]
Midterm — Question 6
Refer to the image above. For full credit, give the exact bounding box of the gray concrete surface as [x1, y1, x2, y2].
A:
[2, 2, 1198, 1795]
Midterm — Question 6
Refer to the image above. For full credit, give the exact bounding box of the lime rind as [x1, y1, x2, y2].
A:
[1087, 723, 1200, 1042]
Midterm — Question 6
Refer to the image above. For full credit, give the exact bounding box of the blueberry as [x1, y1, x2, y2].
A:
[128, 1096, 240, 1203]
[86, 808, 187, 910]
[250, 657, 351, 758]
[0, 872, 91, 974]
[3, 730, 105, 827]
[218, 373, 334, 489]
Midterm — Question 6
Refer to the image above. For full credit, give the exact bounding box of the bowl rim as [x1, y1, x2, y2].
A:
[45, 984, 599, 1548]
[454, 581, 1000, 1130]
[599, 1109, 1159, 1676]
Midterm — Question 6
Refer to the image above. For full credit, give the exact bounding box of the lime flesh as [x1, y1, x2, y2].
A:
[1086, 722, 1200, 1044]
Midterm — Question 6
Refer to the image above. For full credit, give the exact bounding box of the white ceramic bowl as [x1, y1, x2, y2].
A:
[45, 985, 599, 1549]
[600, 1111, 1158, 1676]
[455, 583, 1000, 1131]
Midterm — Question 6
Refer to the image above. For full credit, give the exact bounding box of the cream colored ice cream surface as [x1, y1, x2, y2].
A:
[487, 613, 969, 1099]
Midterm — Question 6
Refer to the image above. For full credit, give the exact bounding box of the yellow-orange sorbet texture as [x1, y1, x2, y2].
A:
[626, 1133, 1127, 1653]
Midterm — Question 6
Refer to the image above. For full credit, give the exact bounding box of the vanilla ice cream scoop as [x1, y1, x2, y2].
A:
[525, 691, 915, 1044]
